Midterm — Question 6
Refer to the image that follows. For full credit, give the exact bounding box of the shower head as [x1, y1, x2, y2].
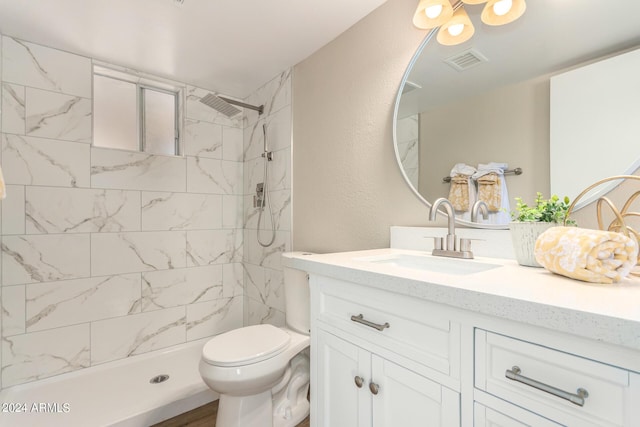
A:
[199, 93, 242, 118]
[199, 93, 264, 117]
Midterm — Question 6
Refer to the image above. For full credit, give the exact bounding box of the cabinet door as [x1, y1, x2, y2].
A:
[371, 355, 460, 427]
[316, 329, 372, 427]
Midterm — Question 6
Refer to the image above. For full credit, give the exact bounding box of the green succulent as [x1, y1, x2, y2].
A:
[511, 192, 576, 225]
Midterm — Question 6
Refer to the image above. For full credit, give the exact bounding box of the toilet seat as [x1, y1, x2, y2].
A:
[202, 324, 291, 367]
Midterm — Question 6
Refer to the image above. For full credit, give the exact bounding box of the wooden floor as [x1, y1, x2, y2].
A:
[152, 400, 310, 427]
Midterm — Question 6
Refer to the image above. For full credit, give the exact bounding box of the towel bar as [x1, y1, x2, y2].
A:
[442, 167, 522, 183]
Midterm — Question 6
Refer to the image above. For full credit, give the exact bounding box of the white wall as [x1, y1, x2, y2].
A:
[292, 0, 429, 253]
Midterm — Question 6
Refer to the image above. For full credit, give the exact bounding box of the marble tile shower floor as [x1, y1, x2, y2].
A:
[152, 400, 310, 427]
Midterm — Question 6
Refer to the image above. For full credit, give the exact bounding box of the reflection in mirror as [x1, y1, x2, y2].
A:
[394, 0, 640, 229]
[550, 48, 640, 210]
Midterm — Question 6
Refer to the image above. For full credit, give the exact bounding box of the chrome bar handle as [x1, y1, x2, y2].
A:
[505, 366, 589, 407]
[350, 314, 390, 331]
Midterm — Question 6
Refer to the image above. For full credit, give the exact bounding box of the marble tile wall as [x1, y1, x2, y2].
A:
[0, 35, 270, 389]
[1, 35, 3, 387]
[396, 115, 419, 189]
[242, 70, 292, 327]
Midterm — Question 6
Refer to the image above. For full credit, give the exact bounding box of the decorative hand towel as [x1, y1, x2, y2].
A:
[0, 165, 6, 200]
[473, 163, 510, 224]
[448, 163, 477, 213]
[449, 174, 470, 211]
[534, 226, 638, 283]
[477, 172, 501, 211]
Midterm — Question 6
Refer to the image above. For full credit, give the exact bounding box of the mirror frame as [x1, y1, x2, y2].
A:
[392, 25, 508, 230]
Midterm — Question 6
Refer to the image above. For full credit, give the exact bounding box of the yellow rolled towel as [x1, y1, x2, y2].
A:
[534, 226, 638, 284]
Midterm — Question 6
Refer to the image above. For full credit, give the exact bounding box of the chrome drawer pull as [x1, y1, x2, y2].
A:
[505, 366, 589, 407]
[350, 314, 390, 331]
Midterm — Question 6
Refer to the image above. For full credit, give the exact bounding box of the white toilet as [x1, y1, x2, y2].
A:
[199, 252, 311, 427]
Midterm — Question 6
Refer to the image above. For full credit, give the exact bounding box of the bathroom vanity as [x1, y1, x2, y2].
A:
[284, 248, 640, 426]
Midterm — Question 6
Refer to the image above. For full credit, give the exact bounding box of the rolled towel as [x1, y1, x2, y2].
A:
[534, 226, 638, 284]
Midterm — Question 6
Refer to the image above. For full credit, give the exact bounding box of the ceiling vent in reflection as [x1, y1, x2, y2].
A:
[444, 48, 488, 71]
[402, 80, 423, 94]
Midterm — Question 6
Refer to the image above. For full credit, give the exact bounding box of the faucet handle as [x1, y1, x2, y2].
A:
[459, 238, 485, 253]
[433, 237, 443, 250]
[423, 235, 445, 250]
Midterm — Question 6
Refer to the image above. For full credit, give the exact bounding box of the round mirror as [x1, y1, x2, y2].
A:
[394, 0, 640, 229]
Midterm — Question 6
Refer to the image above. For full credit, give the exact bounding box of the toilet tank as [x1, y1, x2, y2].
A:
[282, 252, 312, 334]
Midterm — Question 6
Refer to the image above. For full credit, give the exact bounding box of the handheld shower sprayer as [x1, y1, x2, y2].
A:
[257, 123, 276, 247]
[262, 123, 273, 161]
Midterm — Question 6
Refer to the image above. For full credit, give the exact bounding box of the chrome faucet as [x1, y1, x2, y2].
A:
[429, 198, 456, 250]
[471, 200, 489, 223]
[428, 197, 474, 259]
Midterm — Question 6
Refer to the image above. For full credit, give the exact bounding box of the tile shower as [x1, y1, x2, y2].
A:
[0, 35, 292, 390]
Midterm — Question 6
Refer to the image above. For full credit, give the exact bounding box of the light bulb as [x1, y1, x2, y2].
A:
[425, 4, 443, 19]
[492, 0, 513, 16]
[447, 23, 465, 36]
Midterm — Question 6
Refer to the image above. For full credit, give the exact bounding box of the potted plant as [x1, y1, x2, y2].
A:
[510, 193, 575, 267]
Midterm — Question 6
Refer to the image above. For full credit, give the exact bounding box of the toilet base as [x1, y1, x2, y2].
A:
[214, 352, 310, 427]
[217, 391, 273, 427]
[273, 352, 310, 427]
[273, 386, 309, 427]
[214, 388, 309, 427]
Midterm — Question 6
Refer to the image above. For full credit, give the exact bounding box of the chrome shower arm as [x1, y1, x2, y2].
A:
[219, 96, 264, 115]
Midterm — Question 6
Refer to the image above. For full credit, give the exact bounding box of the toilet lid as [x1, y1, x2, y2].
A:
[202, 324, 291, 367]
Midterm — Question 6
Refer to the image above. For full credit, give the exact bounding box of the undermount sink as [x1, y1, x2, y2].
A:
[356, 253, 501, 276]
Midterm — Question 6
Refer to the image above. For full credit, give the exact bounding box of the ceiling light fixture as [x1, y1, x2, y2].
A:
[481, 0, 526, 26]
[437, 8, 475, 46]
[413, 0, 454, 29]
[413, 0, 526, 46]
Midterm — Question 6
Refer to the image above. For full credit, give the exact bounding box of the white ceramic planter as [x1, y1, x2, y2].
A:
[509, 222, 555, 267]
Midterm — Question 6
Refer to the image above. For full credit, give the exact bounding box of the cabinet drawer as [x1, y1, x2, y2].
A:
[475, 329, 636, 427]
[474, 402, 561, 427]
[315, 276, 459, 378]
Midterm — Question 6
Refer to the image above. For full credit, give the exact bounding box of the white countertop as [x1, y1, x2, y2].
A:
[284, 248, 640, 351]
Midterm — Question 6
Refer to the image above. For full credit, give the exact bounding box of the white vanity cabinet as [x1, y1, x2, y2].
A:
[310, 276, 461, 427]
[294, 249, 640, 427]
